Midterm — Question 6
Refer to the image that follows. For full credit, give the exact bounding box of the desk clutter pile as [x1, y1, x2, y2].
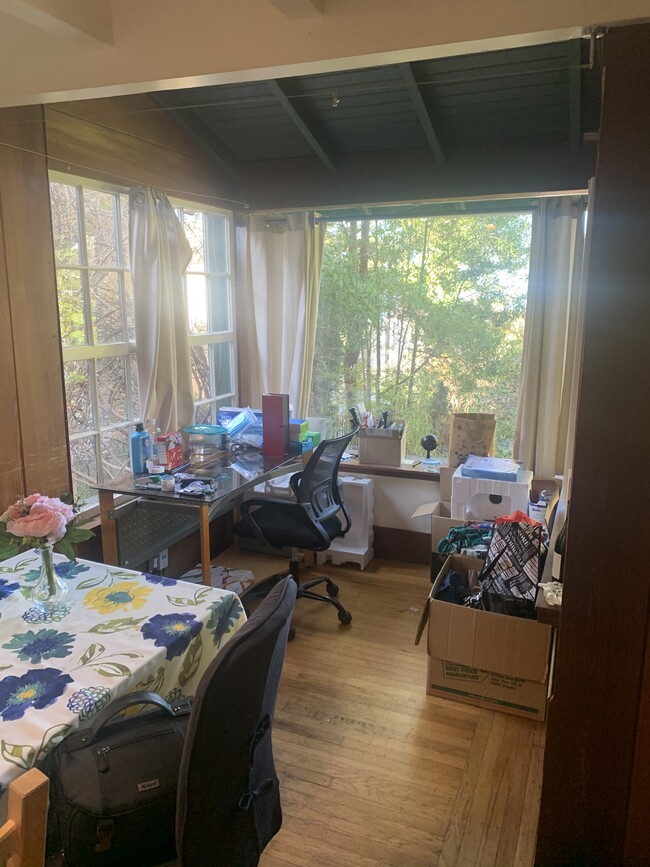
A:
[414, 455, 560, 721]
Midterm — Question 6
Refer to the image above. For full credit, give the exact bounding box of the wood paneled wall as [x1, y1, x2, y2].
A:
[45, 95, 244, 208]
[535, 24, 650, 866]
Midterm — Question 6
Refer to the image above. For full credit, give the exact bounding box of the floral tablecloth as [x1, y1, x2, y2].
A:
[0, 551, 246, 792]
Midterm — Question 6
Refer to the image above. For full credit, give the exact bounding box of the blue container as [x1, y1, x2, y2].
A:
[130, 422, 149, 474]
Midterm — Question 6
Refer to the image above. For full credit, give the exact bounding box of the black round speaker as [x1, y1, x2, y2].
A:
[421, 434, 438, 458]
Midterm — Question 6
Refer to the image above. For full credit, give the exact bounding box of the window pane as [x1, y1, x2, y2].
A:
[124, 272, 135, 341]
[206, 214, 228, 273]
[187, 273, 208, 335]
[191, 345, 211, 401]
[101, 427, 130, 481]
[194, 402, 213, 425]
[64, 361, 95, 433]
[129, 354, 140, 420]
[183, 210, 205, 271]
[120, 193, 130, 269]
[50, 182, 80, 265]
[70, 436, 98, 505]
[208, 275, 231, 332]
[83, 189, 118, 267]
[90, 270, 124, 343]
[97, 356, 128, 426]
[212, 342, 233, 398]
[57, 269, 87, 346]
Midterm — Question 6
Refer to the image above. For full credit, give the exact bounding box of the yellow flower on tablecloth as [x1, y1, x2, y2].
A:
[84, 581, 153, 614]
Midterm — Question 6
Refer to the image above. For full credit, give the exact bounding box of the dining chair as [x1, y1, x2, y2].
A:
[175, 574, 296, 866]
[0, 768, 49, 867]
[233, 430, 356, 634]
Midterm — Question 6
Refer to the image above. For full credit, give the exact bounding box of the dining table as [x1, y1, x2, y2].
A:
[0, 549, 247, 794]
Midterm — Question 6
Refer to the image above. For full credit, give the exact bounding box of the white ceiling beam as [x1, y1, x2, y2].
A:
[0, 0, 113, 45]
[266, 0, 324, 20]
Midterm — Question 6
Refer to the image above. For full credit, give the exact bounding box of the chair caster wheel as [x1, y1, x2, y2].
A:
[326, 581, 339, 597]
[338, 611, 352, 625]
[288, 626, 296, 641]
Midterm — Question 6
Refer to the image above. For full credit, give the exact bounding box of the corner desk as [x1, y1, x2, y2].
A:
[95, 452, 299, 585]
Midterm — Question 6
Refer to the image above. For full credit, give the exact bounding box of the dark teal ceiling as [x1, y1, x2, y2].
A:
[150, 38, 601, 177]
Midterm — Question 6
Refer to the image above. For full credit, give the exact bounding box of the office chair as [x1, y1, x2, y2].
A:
[176, 576, 296, 866]
[233, 430, 356, 632]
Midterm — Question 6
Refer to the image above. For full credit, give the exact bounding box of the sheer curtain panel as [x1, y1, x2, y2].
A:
[244, 213, 324, 417]
[129, 188, 194, 433]
[513, 197, 586, 478]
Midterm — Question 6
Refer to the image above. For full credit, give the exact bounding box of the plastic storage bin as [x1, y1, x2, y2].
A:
[451, 465, 532, 520]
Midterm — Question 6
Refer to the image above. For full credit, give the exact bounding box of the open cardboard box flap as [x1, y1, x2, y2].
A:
[411, 467, 453, 519]
[416, 554, 552, 684]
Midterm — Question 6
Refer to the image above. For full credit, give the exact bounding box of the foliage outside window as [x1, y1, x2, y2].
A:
[309, 215, 532, 458]
[50, 176, 236, 506]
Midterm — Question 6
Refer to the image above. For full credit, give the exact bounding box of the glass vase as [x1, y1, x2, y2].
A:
[30, 545, 69, 614]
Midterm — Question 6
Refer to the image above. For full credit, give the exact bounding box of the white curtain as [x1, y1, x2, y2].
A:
[244, 213, 325, 417]
[513, 197, 586, 478]
[129, 187, 194, 433]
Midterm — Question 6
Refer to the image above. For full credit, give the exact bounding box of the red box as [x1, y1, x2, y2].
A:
[155, 431, 185, 471]
[262, 394, 290, 457]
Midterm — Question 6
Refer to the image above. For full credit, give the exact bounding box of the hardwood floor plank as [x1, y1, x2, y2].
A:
[232, 556, 546, 867]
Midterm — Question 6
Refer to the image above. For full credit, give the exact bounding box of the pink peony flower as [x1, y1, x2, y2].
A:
[7, 506, 67, 543]
[34, 496, 75, 524]
[23, 494, 43, 507]
[0, 502, 23, 523]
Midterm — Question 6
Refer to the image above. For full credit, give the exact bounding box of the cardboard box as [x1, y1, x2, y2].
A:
[415, 554, 552, 721]
[357, 422, 406, 467]
[155, 431, 185, 471]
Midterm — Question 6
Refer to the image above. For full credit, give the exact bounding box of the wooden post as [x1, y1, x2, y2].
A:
[98, 491, 118, 565]
[0, 769, 49, 867]
[199, 501, 211, 585]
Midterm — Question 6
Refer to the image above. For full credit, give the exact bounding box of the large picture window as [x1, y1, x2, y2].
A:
[50, 176, 236, 505]
[309, 213, 532, 457]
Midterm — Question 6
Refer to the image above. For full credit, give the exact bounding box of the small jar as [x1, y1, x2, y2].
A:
[160, 474, 175, 492]
[422, 457, 442, 473]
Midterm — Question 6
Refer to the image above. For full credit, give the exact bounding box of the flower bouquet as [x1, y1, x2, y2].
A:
[0, 493, 94, 611]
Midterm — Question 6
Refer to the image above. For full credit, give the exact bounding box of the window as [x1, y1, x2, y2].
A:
[50, 176, 236, 506]
[309, 214, 532, 458]
[173, 204, 237, 425]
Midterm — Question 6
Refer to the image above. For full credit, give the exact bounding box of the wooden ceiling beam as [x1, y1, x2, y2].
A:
[149, 93, 241, 179]
[267, 79, 337, 173]
[398, 62, 445, 165]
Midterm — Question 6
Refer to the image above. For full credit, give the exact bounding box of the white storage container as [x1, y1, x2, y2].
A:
[451, 465, 532, 520]
[317, 476, 374, 569]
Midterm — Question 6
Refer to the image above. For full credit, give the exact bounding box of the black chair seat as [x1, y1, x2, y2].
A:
[233, 509, 342, 551]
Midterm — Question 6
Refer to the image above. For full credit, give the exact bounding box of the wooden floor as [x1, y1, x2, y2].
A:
[216, 550, 545, 867]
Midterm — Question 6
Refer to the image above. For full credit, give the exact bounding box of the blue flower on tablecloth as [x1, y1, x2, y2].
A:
[144, 573, 178, 587]
[54, 560, 91, 580]
[0, 578, 20, 600]
[207, 595, 244, 646]
[22, 561, 90, 584]
[22, 605, 71, 624]
[141, 613, 202, 661]
[2, 629, 75, 664]
[0, 667, 73, 721]
[67, 685, 111, 721]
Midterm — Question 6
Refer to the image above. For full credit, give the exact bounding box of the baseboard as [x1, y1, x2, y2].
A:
[372, 525, 431, 564]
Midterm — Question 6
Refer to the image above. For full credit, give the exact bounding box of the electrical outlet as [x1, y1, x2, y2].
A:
[159, 548, 169, 570]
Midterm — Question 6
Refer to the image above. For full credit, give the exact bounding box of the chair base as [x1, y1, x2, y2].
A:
[240, 558, 352, 637]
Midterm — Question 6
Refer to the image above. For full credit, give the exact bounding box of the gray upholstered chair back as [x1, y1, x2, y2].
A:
[175, 577, 296, 866]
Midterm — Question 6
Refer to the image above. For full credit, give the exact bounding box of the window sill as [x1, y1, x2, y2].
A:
[340, 457, 443, 482]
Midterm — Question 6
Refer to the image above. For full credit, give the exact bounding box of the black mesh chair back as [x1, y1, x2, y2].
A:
[175, 576, 296, 867]
[294, 430, 356, 526]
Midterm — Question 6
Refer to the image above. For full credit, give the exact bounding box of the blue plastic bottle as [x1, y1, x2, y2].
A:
[130, 422, 148, 474]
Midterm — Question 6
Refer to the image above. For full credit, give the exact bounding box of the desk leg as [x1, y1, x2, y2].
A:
[199, 502, 211, 586]
[99, 492, 118, 566]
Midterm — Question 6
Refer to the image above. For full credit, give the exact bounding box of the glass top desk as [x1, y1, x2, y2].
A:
[95, 451, 300, 585]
